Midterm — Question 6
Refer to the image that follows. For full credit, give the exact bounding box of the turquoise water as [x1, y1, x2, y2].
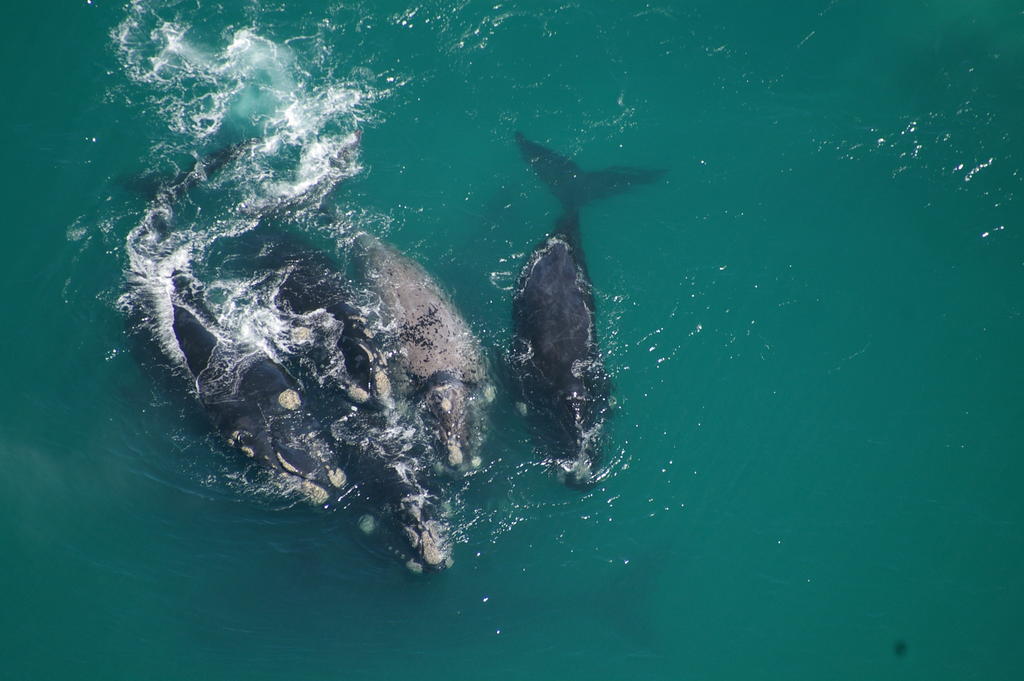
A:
[3, 1, 1023, 679]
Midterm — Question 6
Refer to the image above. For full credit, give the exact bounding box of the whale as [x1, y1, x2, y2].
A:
[127, 141, 454, 571]
[168, 271, 348, 504]
[167, 263, 454, 571]
[250, 231, 456, 570]
[354, 233, 492, 473]
[512, 132, 664, 486]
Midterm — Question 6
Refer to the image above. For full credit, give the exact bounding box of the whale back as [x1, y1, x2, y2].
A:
[356, 234, 486, 387]
[514, 236, 595, 389]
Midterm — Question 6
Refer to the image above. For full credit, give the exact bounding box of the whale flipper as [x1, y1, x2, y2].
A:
[515, 132, 665, 212]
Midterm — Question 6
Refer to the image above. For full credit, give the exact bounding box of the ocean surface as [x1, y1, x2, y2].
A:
[2, 1, 1023, 679]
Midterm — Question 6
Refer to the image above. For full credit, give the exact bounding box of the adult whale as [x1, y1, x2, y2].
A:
[126, 141, 454, 571]
[166, 262, 453, 571]
[168, 272, 348, 504]
[354, 233, 492, 473]
[512, 132, 664, 486]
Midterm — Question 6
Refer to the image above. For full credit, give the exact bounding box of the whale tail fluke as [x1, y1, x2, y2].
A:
[515, 132, 665, 213]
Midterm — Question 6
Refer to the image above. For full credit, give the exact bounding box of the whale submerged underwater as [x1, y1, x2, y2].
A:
[123, 131, 660, 571]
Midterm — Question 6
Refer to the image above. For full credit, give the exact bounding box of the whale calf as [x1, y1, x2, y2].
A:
[512, 132, 664, 485]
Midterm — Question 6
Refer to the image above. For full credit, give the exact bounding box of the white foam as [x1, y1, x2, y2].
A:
[116, 6, 371, 374]
[114, 5, 367, 214]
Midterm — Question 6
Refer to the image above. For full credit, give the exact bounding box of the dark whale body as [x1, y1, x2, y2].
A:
[513, 133, 664, 486]
[169, 273, 347, 504]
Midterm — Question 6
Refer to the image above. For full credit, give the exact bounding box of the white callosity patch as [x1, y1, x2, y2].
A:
[346, 385, 370, 404]
[300, 481, 329, 506]
[372, 368, 392, 404]
[327, 467, 347, 489]
[447, 443, 463, 467]
[277, 389, 301, 410]
[419, 523, 448, 567]
[276, 452, 301, 475]
[358, 515, 377, 534]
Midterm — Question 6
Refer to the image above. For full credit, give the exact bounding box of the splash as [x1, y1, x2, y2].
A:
[113, 3, 367, 210]
[114, 1, 371, 354]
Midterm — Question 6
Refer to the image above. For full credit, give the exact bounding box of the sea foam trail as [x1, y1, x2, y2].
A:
[114, 5, 367, 212]
[114, 7, 369, 346]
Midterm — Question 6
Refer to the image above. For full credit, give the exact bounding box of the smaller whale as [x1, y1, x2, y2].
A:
[512, 132, 664, 485]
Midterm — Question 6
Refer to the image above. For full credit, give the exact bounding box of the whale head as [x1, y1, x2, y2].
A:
[423, 375, 477, 472]
[349, 440, 455, 572]
[400, 511, 453, 573]
[393, 468, 454, 572]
